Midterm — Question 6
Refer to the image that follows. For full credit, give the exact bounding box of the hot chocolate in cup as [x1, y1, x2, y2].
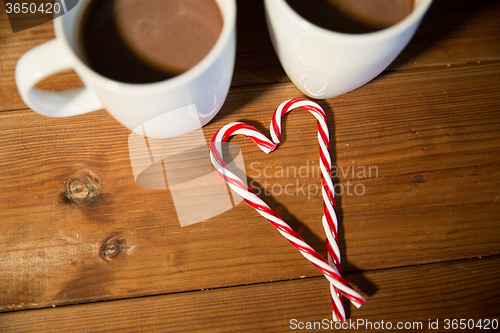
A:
[16, 0, 236, 138]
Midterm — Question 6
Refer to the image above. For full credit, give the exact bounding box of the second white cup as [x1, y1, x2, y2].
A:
[264, 0, 433, 99]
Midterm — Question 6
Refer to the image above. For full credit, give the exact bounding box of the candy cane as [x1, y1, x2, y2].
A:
[209, 98, 365, 320]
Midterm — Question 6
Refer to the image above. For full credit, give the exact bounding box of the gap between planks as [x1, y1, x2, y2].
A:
[0, 256, 499, 332]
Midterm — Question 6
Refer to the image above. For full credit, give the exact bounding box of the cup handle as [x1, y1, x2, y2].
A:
[15, 39, 103, 117]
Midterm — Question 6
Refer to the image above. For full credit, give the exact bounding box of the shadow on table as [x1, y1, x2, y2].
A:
[211, 0, 289, 126]
[389, 0, 493, 70]
[231, 0, 288, 87]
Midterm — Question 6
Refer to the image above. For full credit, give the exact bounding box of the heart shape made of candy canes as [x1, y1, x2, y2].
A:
[210, 98, 365, 321]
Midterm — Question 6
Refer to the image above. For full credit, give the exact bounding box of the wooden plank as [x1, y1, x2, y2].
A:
[1, 0, 500, 112]
[1, 257, 499, 332]
[1, 62, 499, 311]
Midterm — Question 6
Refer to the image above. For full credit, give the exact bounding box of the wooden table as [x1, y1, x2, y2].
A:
[1, 0, 499, 331]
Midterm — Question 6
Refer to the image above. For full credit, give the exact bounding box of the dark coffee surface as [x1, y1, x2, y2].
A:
[80, 0, 223, 83]
[286, 0, 414, 34]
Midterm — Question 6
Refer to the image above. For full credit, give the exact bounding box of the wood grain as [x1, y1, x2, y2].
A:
[1, 256, 499, 332]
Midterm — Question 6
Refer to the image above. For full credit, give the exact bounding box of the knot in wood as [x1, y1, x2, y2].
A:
[101, 237, 126, 261]
[68, 180, 90, 199]
[65, 176, 100, 204]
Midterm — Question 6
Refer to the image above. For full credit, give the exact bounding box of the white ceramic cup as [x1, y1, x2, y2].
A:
[16, 0, 236, 138]
[264, 0, 433, 99]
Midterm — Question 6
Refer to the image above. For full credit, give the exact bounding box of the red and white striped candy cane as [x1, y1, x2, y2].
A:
[210, 98, 365, 320]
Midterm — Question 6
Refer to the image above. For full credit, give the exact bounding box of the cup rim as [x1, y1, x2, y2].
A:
[54, 0, 236, 93]
[275, 0, 433, 41]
